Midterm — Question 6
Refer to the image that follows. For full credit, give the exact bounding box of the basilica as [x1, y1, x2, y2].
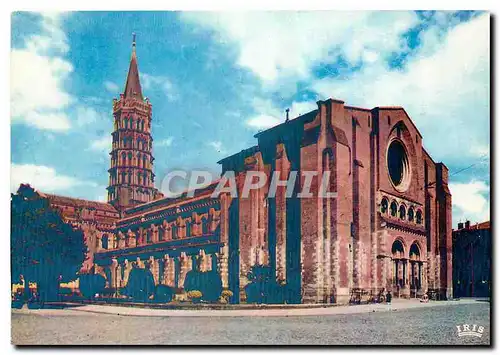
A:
[18, 37, 453, 304]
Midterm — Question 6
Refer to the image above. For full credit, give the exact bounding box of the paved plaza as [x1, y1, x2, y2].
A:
[12, 299, 490, 345]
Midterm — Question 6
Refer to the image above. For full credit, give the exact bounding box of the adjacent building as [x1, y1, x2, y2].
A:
[452, 221, 491, 298]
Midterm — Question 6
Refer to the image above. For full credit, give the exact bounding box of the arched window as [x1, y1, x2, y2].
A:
[137, 172, 142, 185]
[409, 243, 422, 290]
[399, 205, 406, 220]
[390, 201, 398, 217]
[102, 234, 109, 250]
[392, 239, 404, 258]
[410, 243, 420, 261]
[143, 155, 147, 168]
[408, 207, 415, 222]
[127, 152, 132, 165]
[416, 210, 423, 224]
[201, 217, 209, 234]
[185, 221, 192, 237]
[172, 224, 178, 239]
[141, 120, 145, 131]
[159, 227, 165, 241]
[127, 170, 132, 184]
[381, 198, 389, 214]
[136, 120, 140, 130]
[392, 239, 405, 287]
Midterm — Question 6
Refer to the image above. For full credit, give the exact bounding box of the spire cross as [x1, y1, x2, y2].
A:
[132, 32, 136, 48]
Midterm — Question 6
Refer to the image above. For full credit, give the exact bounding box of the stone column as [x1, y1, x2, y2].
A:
[420, 262, 428, 296]
[127, 230, 136, 248]
[219, 247, 229, 289]
[165, 256, 176, 287]
[117, 231, 126, 249]
[179, 253, 192, 289]
[123, 259, 131, 287]
[110, 258, 119, 290]
[198, 250, 205, 272]
[116, 263, 123, 290]
[211, 254, 218, 273]
[150, 256, 159, 285]
[174, 256, 181, 288]
[151, 224, 159, 243]
[205, 254, 212, 272]
[96, 235, 102, 252]
[158, 257, 165, 285]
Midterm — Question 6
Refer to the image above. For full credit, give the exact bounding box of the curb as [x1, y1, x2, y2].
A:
[12, 299, 486, 318]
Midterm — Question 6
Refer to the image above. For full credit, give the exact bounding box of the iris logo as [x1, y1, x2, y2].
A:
[456, 324, 485, 338]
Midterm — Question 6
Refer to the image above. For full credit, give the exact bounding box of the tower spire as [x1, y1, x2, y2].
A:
[123, 32, 143, 100]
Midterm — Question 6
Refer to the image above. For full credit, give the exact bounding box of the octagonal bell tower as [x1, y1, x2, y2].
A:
[107, 34, 161, 212]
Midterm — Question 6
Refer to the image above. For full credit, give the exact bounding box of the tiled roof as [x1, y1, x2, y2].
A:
[41, 193, 118, 214]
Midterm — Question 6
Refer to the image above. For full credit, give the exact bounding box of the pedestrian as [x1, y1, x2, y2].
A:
[386, 290, 392, 304]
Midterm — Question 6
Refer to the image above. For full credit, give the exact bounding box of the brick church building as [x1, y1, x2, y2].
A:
[16, 37, 453, 303]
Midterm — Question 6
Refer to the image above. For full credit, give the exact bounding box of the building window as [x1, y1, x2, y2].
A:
[399, 205, 406, 220]
[201, 217, 209, 234]
[390, 201, 398, 217]
[416, 210, 423, 224]
[391, 240, 405, 286]
[380, 198, 389, 214]
[408, 207, 415, 222]
[387, 139, 410, 191]
[102, 235, 109, 250]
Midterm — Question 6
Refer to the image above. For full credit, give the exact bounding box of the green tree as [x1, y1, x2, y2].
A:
[11, 185, 87, 302]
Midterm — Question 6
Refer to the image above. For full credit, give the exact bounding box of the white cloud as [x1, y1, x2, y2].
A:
[449, 180, 490, 224]
[22, 111, 71, 131]
[140, 73, 177, 101]
[11, 13, 74, 132]
[104, 81, 120, 93]
[156, 136, 175, 147]
[11, 163, 97, 193]
[182, 11, 418, 85]
[311, 13, 490, 164]
[88, 135, 111, 153]
[245, 97, 316, 130]
[207, 141, 227, 155]
[289, 100, 317, 117]
[76, 105, 103, 127]
[246, 115, 283, 129]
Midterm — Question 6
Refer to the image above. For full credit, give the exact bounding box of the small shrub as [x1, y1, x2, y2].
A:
[187, 290, 202, 304]
[184, 270, 222, 302]
[154, 285, 174, 303]
[122, 267, 155, 302]
[220, 289, 233, 303]
[79, 274, 106, 299]
[245, 265, 285, 304]
[187, 290, 202, 299]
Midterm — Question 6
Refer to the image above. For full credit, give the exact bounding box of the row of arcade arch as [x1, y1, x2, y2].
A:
[391, 239, 424, 292]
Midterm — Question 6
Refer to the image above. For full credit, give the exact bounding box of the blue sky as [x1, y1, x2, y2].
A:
[11, 11, 490, 225]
